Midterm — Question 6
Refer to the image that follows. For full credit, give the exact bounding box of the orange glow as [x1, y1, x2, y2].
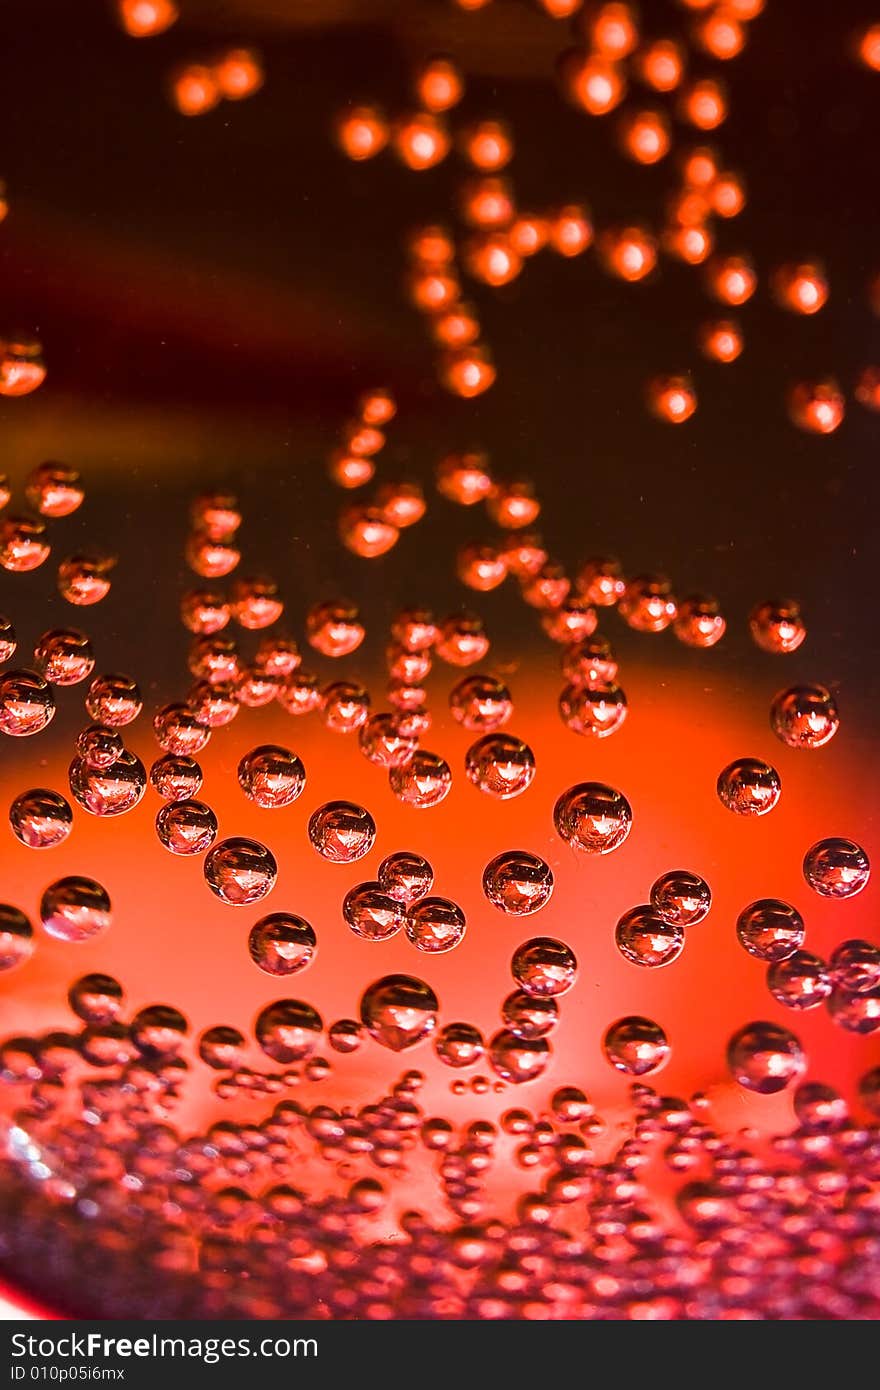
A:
[711, 170, 746, 217]
[341, 421, 385, 457]
[407, 267, 460, 314]
[439, 345, 497, 397]
[486, 481, 541, 529]
[548, 204, 593, 257]
[663, 222, 713, 264]
[669, 188, 712, 225]
[634, 38, 685, 92]
[537, 0, 581, 15]
[406, 224, 455, 268]
[694, 9, 747, 60]
[358, 387, 397, 427]
[339, 503, 400, 557]
[559, 49, 627, 115]
[213, 49, 264, 102]
[327, 450, 375, 490]
[588, 3, 639, 59]
[855, 365, 880, 411]
[374, 482, 426, 529]
[0, 339, 46, 397]
[117, 0, 178, 38]
[335, 104, 389, 161]
[415, 57, 464, 113]
[393, 113, 451, 171]
[681, 145, 719, 188]
[453, 0, 493, 8]
[618, 108, 671, 164]
[170, 65, 221, 118]
[463, 232, 523, 287]
[858, 24, 880, 71]
[509, 213, 552, 257]
[706, 253, 757, 306]
[698, 318, 743, 363]
[598, 225, 657, 282]
[436, 451, 493, 505]
[728, 0, 765, 16]
[458, 176, 515, 229]
[429, 302, 481, 349]
[771, 262, 829, 315]
[647, 374, 698, 424]
[459, 120, 513, 172]
[679, 78, 728, 130]
[456, 542, 508, 591]
[788, 380, 845, 434]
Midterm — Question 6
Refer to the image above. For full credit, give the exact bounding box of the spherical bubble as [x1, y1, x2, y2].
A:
[615, 905, 685, 968]
[553, 781, 632, 854]
[406, 896, 466, 953]
[76, 724, 124, 768]
[342, 883, 405, 943]
[541, 593, 598, 644]
[501, 990, 559, 1039]
[322, 681, 371, 734]
[80, 1022, 135, 1068]
[85, 673, 142, 727]
[393, 110, 450, 170]
[619, 573, 678, 629]
[131, 1004, 188, 1058]
[448, 674, 512, 731]
[154, 703, 210, 756]
[0, 670, 55, 737]
[0, 905, 34, 971]
[339, 504, 399, 558]
[482, 851, 554, 916]
[306, 600, 364, 658]
[511, 937, 577, 997]
[180, 588, 230, 635]
[465, 733, 535, 800]
[213, 47, 264, 101]
[328, 1019, 364, 1054]
[278, 670, 322, 716]
[0, 516, 50, 572]
[828, 940, 880, 995]
[561, 634, 618, 687]
[308, 801, 375, 863]
[198, 1025, 246, 1070]
[254, 635, 300, 681]
[389, 750, 452, 808]
[57, 552, 115, 605]
[204, 837, 277, 906]
[377, 851, 434, 906]
[789, 378, 845, 434]
[828, 986, 880, 1034]
[803, 838, 870, 899]
[435, 611, 490, 667]
[434, 1022, 484, 1070]
[559, 50, 627, 116]
[749, 599, 805, 655]
[236, 663, 281, 708]
[603, 1016, 670, 1076]
[358, 712, 418, 768]
[716, 758, 780, 816]
[770, 684, 839, 750]
[767, 951, 832, 1010]
[9, 788, 72, 849]
[360, 973, 438, 1051]
[650, 870, 711, 926]
[150, 754, 203, 801]
[698, 319, 743, 364]
[436, 451, 493, 507]
[248, 913, 317, 975]
[228, 575, 283, 630]
[236, 745, 305, 810]
[40, 875, 111, 943]
[489, 1030, 550, 1085]
[335, 103, 389, 161]
[255, 999, 323, 1063]
[156, 799, 218, 855]
[25, 461, 84, 519]
[558, 682, 627, 738]
[188, 635, 241, 685]
[727, 1020, 804, 1093]
[390, 606, 438, 653]
[792, 1080, 847, 1131]
[0, 615, 16, 663]
[68, 973, 124, 1025]
[674, 594, 726, 647]
[577, 556, 626, 607]
[736, 899, 804, 962]
[69, 750, 147, 817]
[456, 541, 508, 592]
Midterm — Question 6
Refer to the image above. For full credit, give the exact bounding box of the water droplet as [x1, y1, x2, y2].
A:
[359, 974, 439, 1051]
[85, 674, 142, 727]
[650, 870, 712, 926]
[248, 914, 316, 975]
[156, 799, 218, 855]
[154, 703, 211, 756]
[828, 940, 880, 995]
[25, 462, 84, 518]
[770, 684, 839, 749]
[204, 837, 277, 905]
[306, 600, 364, 658]
[9, 789, 72, 849]
[615, 905, 685, 967]
[0, 905, 34, 971]
[237, 745, 306, 809]
[198, 1025, 246, 1070]
[389, 750, 452, 808]
[482, 850, 554, 915]
[321, 681, 371, 734]
[58, 552, 116, 605]
[448, 674, 512, 730]
[131, 1004, 188, 1058]
[501, 990, 558, 1039]
[553, 781, 632, 853]
[603, 1016, 670, 1076]
[406, 896, 466, 953]
[0, 670, 55, 737]
[465, 733, 535, 799]
[0, 516, 50, 572]
[558, 682, 627, 737]
[716, 757, 781, 816]
[749, 599, 805, 654]
[736, 899, 804, 961]
[150, 754, 203, 801]
[255, 999, 323, 1063]
[727, 1021, 804, 1093]
[435, 1023, 485, 1068]
[342, 883, 405, 942]
[68, 973, 124, 1025]
[489, 1030, 550, 1084]
[767, 951, 832, 1010]
[69, 750, 147, 816]
[307, 801, 376, 863]
[511, 937, 577, 997]
[40, 876, 111, 943]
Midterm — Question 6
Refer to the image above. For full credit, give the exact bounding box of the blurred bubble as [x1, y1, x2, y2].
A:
[40, 876, 111, 943]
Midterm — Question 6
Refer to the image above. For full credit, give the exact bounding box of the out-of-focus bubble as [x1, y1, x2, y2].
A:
[406, 896, 467, 953]
[359, 712, 418, 768]
[204, 837, 277, 905]
[598, 225, 657, 280]
[674, 594, 726, 647]
[306, 600, 364, 658]
[25, 461, 84, 518]
[828, 987, 880, 1035]
[772, 261, 828, 315]
[0, 616, 15, 663]
[489, 1030, 550, 1085]
[0, 905, 34, 972]
[10, 788, 72, 849]
[255, 999, 323, 1063]
[40, 875, 111, 943]
[180, 590, 229, 634]
[34, 628, 94, 686]
[554, 781, 632, 853]
[213, 48, 264, 101]
[170, 64, 221, 117]
[716, 757, 781, 816]
[189, 635, 241, 685]
[803, 838, 870, 899]
[154, 703, 211, 756]
[185, 531, 240, 578]
[342, 883, 405, 943]
[360, 974, 439, 1051]
[0, 339, 46, 396]
[435, 1022, 484, 1068]
[86, 673, 142, 729]
[150, 754, 203, 801]
[229, 575, 283, 630]
[511, 937, 578, 997]
[375, 481, 425, 529]
[117, 0, 178, 37]
[237, 745, 306, 809]
[619, 574, 678, 630]
[277, 669, 322, 716]
[548, 204, 593, 256]
[618, 109, 670, 164]
[615, 905, 685, 968]
[76, 725, 124, 769]
[307, 802, 376, 863]
[0, 670, 56, 737]
[69, 749, 147, 817]
[749, 599, 805, 654]
[727, 1020, 804, 1093]
[393, 112, 450, 170]
[463, 232, 523, 287]
[482, 851, 553, 916]
[577, 556, 626, 608]
[788, 380, 845, 434]
[828, 940, 880, 995]
[448, 674, 512, 731]
[328, 1019, 364, 1054]
[464, 733, 535, 799]
[707, 260, 756, 310]
[646, 374, 697, 424]
[520, 560, 570, 611]
[389, 750, 453, 808]
[558, 682, 627, 738]
[188, 680, 239, 728]
[456, 542, 507, 592]
[650, 870, 711, 926]
[559, 49, 627, 115]
[0, 516, 50, 572]
[561, 634, 618, 687]
[634, 38, 685, 91]
[339, 504, 400, 558]
[439, 345, 497, 397]
[237, 663, 282, 708]
[767, 952, 832, 1010]
[459, 175, 515, 230]
[603, 1016, 670, 1076]
[414, 56, 464, 113]
[198, 1025, 246, 1070]
[679, 77, 728, 130]
[156, 799, 218, 855]
[249, 914, 317, 975]
[770, 684, 839, 749]
[322, 681, 371, 734]
[502, 990, 559, 1039]
[335, 104, 389, 160]
[68, 973, 123, 1025]
[736, 899, 805, 962]
[693, 8, 746, 59]
[540, 594, 597, 643]
[855, 366, 880, 411]
[664, 222, 713, 265]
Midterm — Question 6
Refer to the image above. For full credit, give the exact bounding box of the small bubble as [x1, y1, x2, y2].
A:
[561, 634, 618, 686]
[131, 1004, 188, 1058]
[0, 905, 34, 972]
[803, 838, 870, 899]
[435, 1023, 484, 1068]
[0, 615, 16, 663]
[255, 999, 323, 1063]
[501, 990, 558, 1039]
[69, 750, 147, 817]
[9, 788, 72, 849]
[154, 703, 211, 756]
[482, 851, 554, 916]
[736, 899, 804, 962]
[674, 595, 726, 648]
[198, 1025, 246, 1070]
[85, 674, 142, 727]
[767, 951, 832, 1010]
[328, 1019, 364, 1054]
[435, 611, 489, 666]
[788, 379, 845, 434]
[40, 875, 111, 943]
[615, 905, 685, 968]
[603, 1016, 670, 1076]
[360, 974, 439, 1051]
[0, 516, 50, 572]
[322, 681, 371, 734]
[25, 462, 84, 518]
[342, 883, 405, 942]
[204, 837, 277, 905]
[156, 799, 218, 855]
[558, 682, 627, 738]
[335, 103, 389, 161]
[553, 781, 632, 854]
[828, 940, 880, 995]
[770, 684, 839, 750]
[229, 575, 283, 630]
[150, 754, 203, 801]
[238, 745, 306, 809]
[511, 937, 578, 997]
[619, 574, 678, 629]
[716, 758, 780, 816]
[278, 670, 322, 716]
[389, 750, 452, 808]
[489, 1030, 550, 1085]
[76, 725, 124, 768]
[359, 712, 418, 768]
[248, 914, 317, 975]
[306, 600, 364, 658]
[749, 599, 806, 654]
[406, 896, 466, 953]
[0, 670, 55, 737]
[308, 801, 376, 863]
[68, 973, 123, 1025]
[650, 870, 711, 926]
[377, 851, 434, 906]
[828, 986, 880, 1034]
[465, 733, 535, 799]
[58, 553, 116, 606]
[727, 1020, 804, 1093]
